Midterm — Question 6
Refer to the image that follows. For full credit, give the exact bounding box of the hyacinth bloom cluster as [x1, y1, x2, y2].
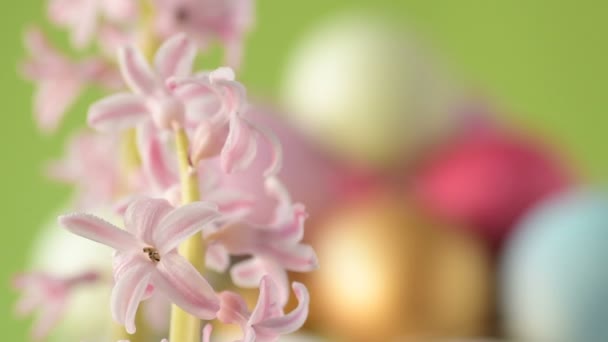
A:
[14, 1, 317, 341]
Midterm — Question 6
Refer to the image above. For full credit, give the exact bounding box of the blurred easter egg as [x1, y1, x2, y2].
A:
[306, 194, 493, 341]
[280, 12, 464, 167]
[501, 191, 608, 342]
[218, 105, 347, 223]
[414, 128, 571, 247]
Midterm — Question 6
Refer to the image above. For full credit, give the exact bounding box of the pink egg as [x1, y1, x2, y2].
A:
[413, 127, 573, 247]
[217, 104, 350, 224]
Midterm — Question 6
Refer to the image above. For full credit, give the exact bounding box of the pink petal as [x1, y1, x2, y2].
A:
[31, 301, 66, 341]
[202, 324, 213, 342]
[87, 93, 149, 131]
[154, 202, 219, 254]
[230, 258, 265, 288]
[190, 119, 227, 164]
[24, 27, 53, 57]
[141, 292, 171, 332]
[70, 0, 98, 49]
[231, 258, 290, 307]
[250, 276, 281, 325]
[59, 213, 139, 251]
[154, 33, 197, 80]
[111, 262, 153, 334]
[113, 251, 142, 282]
[15, 296, 40, 317]
[272, 203, 307, 244]
[246, 118, 283, 177]
[124, 197, 173, 246]
[169, 78, 217, 103]
[113, 195, 141, 216]
[256, 282, 309, 334]
[101, 0, 137, 21]
[209, 67, 235, 82]
[217, 291, 249, 325]
[154, 252, 219, 319]
[264, 176, 290, 214]
[216, 79, 247, 115]
[163, 185, 181, 207]
[205, 243, 230, 273]
[35, 79, 82, 133]
[224, 38, 243, 70]
[136, 122, 178, 189]
[264, 244, 319, 273]
[242, 326, 257, 342]
[212, 192, 255, 218]
[221, 116, 258, 174]
[118, 46, 158, 95]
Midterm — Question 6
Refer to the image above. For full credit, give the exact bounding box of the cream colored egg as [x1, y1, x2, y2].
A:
[281, 12, 463, 166]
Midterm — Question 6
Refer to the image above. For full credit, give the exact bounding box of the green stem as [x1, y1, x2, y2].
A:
[168, 126, 205, 342]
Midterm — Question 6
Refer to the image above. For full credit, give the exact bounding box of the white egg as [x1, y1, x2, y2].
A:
[281, 12, 464, 166]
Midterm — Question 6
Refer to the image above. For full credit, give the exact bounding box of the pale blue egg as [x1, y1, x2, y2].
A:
[501, 190, 608, 342]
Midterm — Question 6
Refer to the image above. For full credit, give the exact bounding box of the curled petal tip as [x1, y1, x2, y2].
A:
[210, 67, 235, 82]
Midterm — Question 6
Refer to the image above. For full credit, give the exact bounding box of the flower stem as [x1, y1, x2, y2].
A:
[169, 126, 206, 342]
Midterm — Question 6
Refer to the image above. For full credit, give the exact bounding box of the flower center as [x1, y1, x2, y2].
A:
[143, 247, 161, 263]
[176, 7, 189, 23]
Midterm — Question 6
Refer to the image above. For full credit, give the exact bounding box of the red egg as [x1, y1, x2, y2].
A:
[413, 128, 573, 247]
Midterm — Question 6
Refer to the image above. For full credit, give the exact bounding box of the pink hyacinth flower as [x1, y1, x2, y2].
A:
[217, 276, 310, 342]
[206, 177, 318, 306]
[21, 27, 120, 133]
[48, 0, 137, 49]
[170, 68, 282, 176]
[153, 0, 254, 68]
[87, 32, 198, 132]
[46, 130, 123, 209]
[59, 198, 221, 334]
[12, 271, 100, 341]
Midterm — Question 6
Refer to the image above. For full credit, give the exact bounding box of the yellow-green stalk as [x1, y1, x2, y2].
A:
[168, 126, 206, 342]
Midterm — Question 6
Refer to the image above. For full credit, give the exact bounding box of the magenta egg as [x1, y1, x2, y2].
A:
[413, 128, 573, 247]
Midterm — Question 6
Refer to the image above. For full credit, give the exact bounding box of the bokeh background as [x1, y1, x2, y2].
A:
[2, 0, 608, 340]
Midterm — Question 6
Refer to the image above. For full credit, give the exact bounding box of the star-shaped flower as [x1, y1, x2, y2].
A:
[205, 177, 318, 306]
[59, 197, 221, 334]
[87, 32, 197, 132]
[48, 0, 137, 49]
[217, 276, 310, 342]
[169, 68, 282, 176]
[46, 130, 123, 210]
[21, 27, 119, 133]
[153, 0, 254, 68]
[12, 271, 99, 341]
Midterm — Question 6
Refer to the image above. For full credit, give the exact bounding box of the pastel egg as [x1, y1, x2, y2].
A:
[305, 193, 493, 341]
[501, 190, 608, 342]
[280, 12, 464, 167]
[413, 128, 572, 247]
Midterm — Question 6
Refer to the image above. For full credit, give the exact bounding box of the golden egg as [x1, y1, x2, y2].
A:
[305, 194, 493, 341]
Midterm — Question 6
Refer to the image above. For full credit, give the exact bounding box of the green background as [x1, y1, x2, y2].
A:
[2, 0, 607, 339]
